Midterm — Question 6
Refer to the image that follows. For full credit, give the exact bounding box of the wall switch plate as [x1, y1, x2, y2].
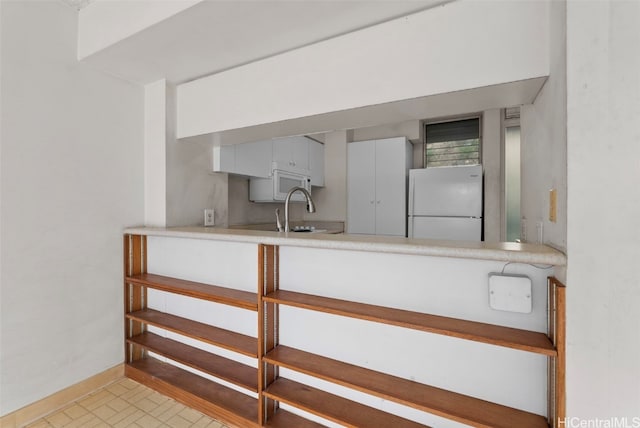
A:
[488, 273, 532, 313]
[204, 208, 215, 226]
[549, 188, 557, 223]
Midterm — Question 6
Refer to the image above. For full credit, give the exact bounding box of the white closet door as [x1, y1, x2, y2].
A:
[347, 141, 376, 234]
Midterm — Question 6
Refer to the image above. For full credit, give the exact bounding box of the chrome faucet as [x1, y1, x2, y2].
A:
[284, 186, 316, 232]
[275, 208, 283, 232]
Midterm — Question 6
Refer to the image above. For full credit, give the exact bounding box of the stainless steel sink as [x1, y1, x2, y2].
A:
[291, 226, 315, 232]
[229, 223, 338, 234]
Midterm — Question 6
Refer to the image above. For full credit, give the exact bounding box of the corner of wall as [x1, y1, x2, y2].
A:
[144, 79, 167, 227]
[519, 0, 567, 252]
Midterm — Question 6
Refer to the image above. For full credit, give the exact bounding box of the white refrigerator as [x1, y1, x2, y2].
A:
[408, 165, 483, 241]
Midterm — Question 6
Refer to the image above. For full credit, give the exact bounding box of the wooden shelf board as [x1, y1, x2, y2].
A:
[265, 345, 549, 428]
[127, 308, 257, 357]
[126, 357, 258, 427]
[264, 290, 555, 356]
[264, 409, 326, 428]
[126, 273, 257, 311]
[128, 331, 258, 392]
[263, 378, 427, 428]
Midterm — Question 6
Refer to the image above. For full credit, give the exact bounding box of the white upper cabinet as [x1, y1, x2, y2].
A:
[213, 140, 272, 178]
[308, 139, 325, 187]
[347, 137, 411, 236]
[213, 136, 324, 186]
[235, 140, 272, 178]
[273, 136, 309, 171]
[213, 144, 235, 174]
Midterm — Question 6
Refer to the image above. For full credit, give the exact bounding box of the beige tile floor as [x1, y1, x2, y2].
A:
[25, 378, 230, 428]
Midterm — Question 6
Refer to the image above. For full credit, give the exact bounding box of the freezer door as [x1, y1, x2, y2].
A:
[409, 216, 482, 241]
[409, 165, 482, 217]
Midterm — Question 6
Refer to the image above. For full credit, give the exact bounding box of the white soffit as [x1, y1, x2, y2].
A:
[195, 77, 548, 145]
[78, 0, 449, 84]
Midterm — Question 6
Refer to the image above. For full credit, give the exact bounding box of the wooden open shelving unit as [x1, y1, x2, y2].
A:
[124, 235, 566, 427]
[124, 235, 313, 428]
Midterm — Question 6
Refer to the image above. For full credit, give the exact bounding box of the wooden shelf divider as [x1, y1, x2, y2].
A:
[264, 377, 427, 428]
[265, 345, 548, 428]
[126, 273, 258, 311]
[126, 357, 258, 427]
[128, 331, 258, 392]
[264, 289, 556, 356]
[126, 308, 258, 357]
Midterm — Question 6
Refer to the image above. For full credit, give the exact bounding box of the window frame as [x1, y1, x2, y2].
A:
[422, 114, 483, 168]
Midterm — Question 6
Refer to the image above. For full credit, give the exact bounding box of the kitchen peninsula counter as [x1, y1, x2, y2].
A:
[124, 226, 566, 266]
[123, 227, 565, 427]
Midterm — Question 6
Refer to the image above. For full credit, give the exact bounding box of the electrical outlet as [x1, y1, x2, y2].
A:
[204, 209, 215, 226]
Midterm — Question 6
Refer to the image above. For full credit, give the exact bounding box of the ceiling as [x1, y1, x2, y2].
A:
[79, 0, 449, 84]
[60, 0, 95, 11]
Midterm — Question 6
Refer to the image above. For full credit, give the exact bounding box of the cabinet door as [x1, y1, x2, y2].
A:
[374, 138, 408, 236]
[308, 140, 325, 187]
[347, 141, 376, 234]
[273, 136, 309, 171]
[291, 136, 309, 171]
[235, 140, 272, 178]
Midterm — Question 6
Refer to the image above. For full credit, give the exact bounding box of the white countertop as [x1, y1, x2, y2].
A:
[124, 226, 566, 266]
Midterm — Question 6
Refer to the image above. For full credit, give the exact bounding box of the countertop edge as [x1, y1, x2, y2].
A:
[124, 226, 567, 266]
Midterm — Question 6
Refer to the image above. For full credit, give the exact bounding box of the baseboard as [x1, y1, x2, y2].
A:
[0, 364, 124, 428]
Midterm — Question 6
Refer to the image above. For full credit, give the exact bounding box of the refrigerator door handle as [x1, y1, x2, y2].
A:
[409, 174, 415, 214]
[408, 174, 415, 238]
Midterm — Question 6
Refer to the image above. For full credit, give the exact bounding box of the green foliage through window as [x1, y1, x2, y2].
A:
[425, 118, 480, 168]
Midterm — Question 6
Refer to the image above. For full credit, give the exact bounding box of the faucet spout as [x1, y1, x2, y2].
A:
[275, 208, 283, 232]
[284, 186, 315, 232]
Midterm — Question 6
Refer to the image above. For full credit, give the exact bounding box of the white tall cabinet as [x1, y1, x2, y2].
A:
[347, 137, 412, 236]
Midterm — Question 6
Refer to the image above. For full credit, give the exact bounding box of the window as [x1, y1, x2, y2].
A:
[504, 108, 521, 242]
[424, 117, 481, 168]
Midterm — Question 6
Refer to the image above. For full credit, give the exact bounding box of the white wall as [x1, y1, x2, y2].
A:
[521, 0, 567, 253]
[0, 0, 144, 415]
[483, 109, 502, 242]
[565, 0, 640, 420]
[177, 0, 549, 138]
[144, 81, 229, 228]
[164, 84, 228, 227]
[303, 131, 350, 223]
[144, 80, 167, 227]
